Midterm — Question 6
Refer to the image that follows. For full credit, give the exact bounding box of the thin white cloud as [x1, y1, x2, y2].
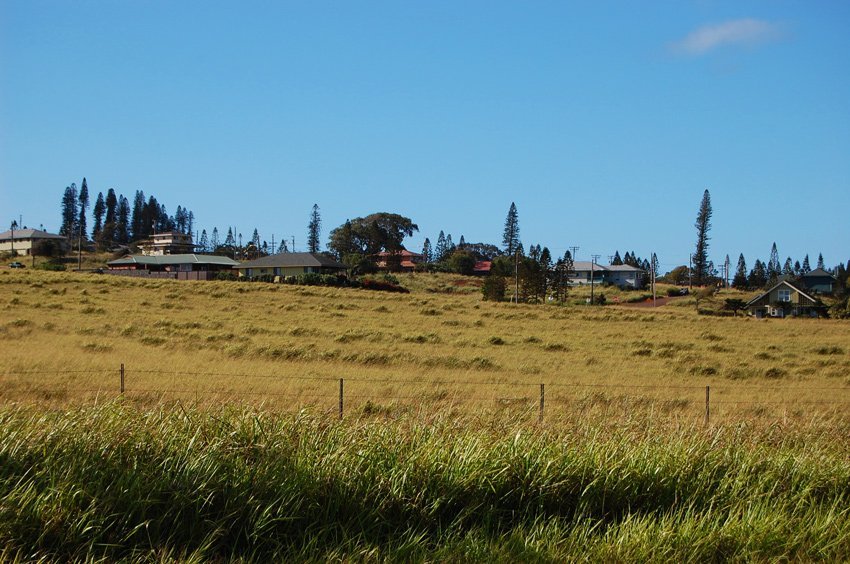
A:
[670, 19, 785, 55]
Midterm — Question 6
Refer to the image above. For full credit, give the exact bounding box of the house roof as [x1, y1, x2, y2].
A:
[802, 268, 836, 279]
[474, 260, 492, 273]
[107, 254, 240, 267]
[605, 264, 644, 272]
[235, 252, 346, 270]
[376, 249, 422, 258]
[745, 279, 818, 307]
[0, 228, 66, 241]
[572, 261, 608, 272]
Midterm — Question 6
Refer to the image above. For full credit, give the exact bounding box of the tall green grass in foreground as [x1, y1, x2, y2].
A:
[1, 403, 848, 561]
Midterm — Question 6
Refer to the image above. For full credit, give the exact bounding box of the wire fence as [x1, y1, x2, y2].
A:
[2, 364, 849, 424]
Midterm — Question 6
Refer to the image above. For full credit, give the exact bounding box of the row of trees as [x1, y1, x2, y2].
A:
[60, 180, 194, 251]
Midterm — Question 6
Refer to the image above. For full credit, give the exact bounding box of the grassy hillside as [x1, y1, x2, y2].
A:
[1, 270, 848, 425]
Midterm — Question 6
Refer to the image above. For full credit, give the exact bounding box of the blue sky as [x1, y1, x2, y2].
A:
[2, 1, 848, 271]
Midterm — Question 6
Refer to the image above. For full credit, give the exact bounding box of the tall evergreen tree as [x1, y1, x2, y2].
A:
[78, 178, 89, 241]
[782, 257, 794, 276]
[445, 234, 455, 254]
[611, 251, 623, 265]
[187, 211, 194, 238]
[817, 253, 825, 270]
[277, 239, 289, 253]
[421, 238, 432, 263]
[116, 195, 130, 244]
[307, 204, 322, 253]
[198, 229, 209, 253]
[767, 242, 781, 281]
[502, 202, 521, 255]
[131, 190, 145, 240]
[59, 183, 78, 239]
[224, 228, 235, 248]
[802, 254, 811, 273]
[458, 235, 466, 249]
[794, 260, 802, 276]
[210, 228, 220, 251]
[92, 192, 105, 241]
[104, 189, 118, 226]
[435, 231, 447, 262]
[692, 189, 712, 286]
[733, 254, 748, 288]
[748, 259, 767, 288]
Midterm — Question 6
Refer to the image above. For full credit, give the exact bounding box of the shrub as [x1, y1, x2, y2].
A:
[361, 278, 409, 293]
[482, 275, 506, 302]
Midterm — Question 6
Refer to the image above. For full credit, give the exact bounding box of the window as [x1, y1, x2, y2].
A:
[777, 288, 791, 302]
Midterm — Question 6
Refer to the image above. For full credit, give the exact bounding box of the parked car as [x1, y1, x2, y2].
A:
[9, 262, 25, 269]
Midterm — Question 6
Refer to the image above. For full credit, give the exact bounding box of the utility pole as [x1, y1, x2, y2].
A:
[292, 236, 296, 253]
[724, 255, 730, 288]
[9, 220, 16, 257]
[651, 252, 657, 307]
[78, 222, 83, 271]
[689, 253, 693, 290]
[569, 246, 579, 261]
[514, 250, 519, 304]
[590, 254, 600, 305]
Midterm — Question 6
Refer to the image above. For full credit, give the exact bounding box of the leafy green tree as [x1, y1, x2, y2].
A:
[307, 204, 321, 253]
[327, 213, 418, 270]
[502, 202, 521, 255]
[447, 249, 476, 275]
[693, 189, 712, 285]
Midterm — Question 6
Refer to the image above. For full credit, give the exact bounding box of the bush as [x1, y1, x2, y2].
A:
[361, 278, 409, 293]
[482, 275, 506, 302]
[216, 272, 237, 281]
[35, 261, 66, 271]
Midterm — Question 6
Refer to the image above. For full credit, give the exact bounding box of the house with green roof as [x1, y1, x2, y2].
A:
[107, 254, 239, 280]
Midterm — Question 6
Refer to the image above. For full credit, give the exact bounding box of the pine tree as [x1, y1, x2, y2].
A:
[612, 251, 623, 265]
[782, 258, 793, 276]
[92, 192, 105, 241]
[186, 211, 194, 237]
[767, 242, 781, 281]
[817, 253, 825, 270]
[224, 228, 235, 248]
[421, 238, 432, 263]
[748, 259, 767, 288]
[131, 190, 145, 240]
[458, 235, 466, 249]
[307, 204, 321, 253]
[116, 195, 130, 244]
[210, 228, 220, 251]
[693, 189, 712, 286]
[78, 178, 89, 241]
[445, 234, 455, 254]
[198, 229, 209, 253]
[733, 254, 748, 288]
[435, 231, 447, 262]
[802, 255, 811, 273]
[60, 183, 78, 239]
[502, 202, 521, 255]
[277, 239, 289, 253]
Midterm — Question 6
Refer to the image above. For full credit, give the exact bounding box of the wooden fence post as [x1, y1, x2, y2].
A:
[120, 363, 125, 395]
[704, 385, 710, 426]
[339, 378, 344, 420]
[539, 383, 545, 424]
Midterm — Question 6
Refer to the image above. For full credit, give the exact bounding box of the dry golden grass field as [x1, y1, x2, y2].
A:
[2, 269, 849, 429]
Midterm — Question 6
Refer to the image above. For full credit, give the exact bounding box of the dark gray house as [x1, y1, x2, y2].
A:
[799, 268, 836, 294]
